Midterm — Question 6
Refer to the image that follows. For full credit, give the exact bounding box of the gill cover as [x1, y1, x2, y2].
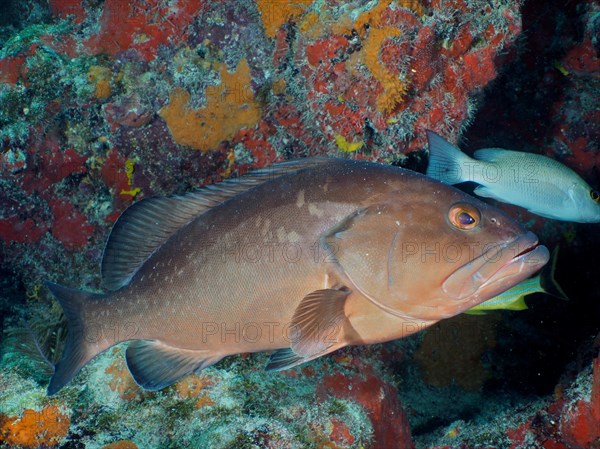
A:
[322, 203, 417, 318]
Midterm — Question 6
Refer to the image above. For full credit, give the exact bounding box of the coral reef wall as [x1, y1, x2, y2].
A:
[0, 0, 524, 295]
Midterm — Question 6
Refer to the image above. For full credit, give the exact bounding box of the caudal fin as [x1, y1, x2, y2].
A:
[425, 130, 473, 185]
[45, 281, 106, 395]
[539, 247, 569, 301]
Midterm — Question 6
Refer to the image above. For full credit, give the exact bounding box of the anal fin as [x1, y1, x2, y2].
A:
[265, 345, 346, 372]
[265, 348, 305, 371]
[126, 340, 222, 390]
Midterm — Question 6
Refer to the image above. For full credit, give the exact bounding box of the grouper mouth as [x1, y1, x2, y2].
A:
[443, 231, 550, 301]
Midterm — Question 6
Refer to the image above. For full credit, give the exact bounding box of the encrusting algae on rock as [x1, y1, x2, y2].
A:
[159, 58, 261, 152]
[87, 65, 113, 100]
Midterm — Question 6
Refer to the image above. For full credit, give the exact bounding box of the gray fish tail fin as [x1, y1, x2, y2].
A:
[539, 247, 569, 301]
[45, 281, 106, 395]
[425, 130, 472, 185]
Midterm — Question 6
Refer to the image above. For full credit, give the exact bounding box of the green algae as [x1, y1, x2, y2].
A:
[0, 22, 72, 59]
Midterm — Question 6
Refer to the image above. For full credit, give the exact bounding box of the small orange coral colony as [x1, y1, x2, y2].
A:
[348, 0, 418, 114]
[105, 350, 141, 401]
[362, 26, 406, 114]
[0, 405, 70, 448]
[175, 374, 215, 409]
[87, 65, 112, 99]
[159, 58, 262, 152]
[257, 0, 313, 38]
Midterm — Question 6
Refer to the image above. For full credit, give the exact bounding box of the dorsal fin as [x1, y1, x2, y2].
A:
[101, 158, 331, 291]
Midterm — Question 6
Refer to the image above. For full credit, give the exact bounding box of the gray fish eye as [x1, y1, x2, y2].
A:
[458, 212, 475, 226]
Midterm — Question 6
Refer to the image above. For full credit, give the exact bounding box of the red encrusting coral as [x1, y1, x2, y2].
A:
[462, 47, 498, 91]
[329, 417, 356, 446]
[0, 216, 47, 244]
[563, 38, 600, 75]
[49, 199, 95, 250]
[83, 0, 205, 62]
[317, 366, 415, 449]
[233, 120, 277, 168]
[21, 137, 88, 196]
[0, 56, 26, 84]
[559, 356, 600, 448]
[409, 25, 439, 93]
[502, 354, 600, 449]
[48, 0, 87, 24]
[101, 441, 139, 449]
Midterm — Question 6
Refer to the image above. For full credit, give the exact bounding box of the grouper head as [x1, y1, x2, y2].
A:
[326, 182, 550, 322]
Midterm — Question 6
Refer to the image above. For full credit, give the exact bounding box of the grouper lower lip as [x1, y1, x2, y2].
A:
[442, 232, 549, 301]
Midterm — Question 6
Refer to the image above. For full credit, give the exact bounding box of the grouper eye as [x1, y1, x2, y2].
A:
[590, 189, 599, 203]
[449, 204, 480, 230]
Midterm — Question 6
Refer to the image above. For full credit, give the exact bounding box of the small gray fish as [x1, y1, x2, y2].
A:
[426, 131, 600, 222]
[46, 158, 548, 394]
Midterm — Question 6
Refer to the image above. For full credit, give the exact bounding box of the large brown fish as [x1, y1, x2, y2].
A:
[46, 158, 549, 394]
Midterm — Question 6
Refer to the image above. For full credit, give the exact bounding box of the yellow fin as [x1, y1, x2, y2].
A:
[503, 295, 528, 311]
[335, 134, 364, 152]
[463, 308, 489, 315]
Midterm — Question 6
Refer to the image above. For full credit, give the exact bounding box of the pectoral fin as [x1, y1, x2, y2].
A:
[289, 288, 350, 358]
[264, 288, 351, 371]
[126, 340, 222, 390]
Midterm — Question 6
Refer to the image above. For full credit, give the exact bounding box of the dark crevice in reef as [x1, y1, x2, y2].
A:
[463, 0, 600, 398]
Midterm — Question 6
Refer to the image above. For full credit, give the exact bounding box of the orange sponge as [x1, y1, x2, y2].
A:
[159, 59, 261, 151]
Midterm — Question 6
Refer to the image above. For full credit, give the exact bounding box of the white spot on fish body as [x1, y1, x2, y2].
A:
[308, 203, 324, 217]
[261, 218, 272, 238]
[276, 227, 287, 243]
[296, 190, 305, 208]
[287, 230, 301, 243]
